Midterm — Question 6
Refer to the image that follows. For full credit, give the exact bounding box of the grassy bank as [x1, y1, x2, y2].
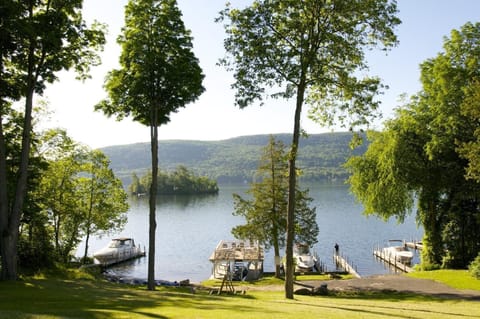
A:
[407, 269, 480, 290]
[0, 271, 479, 319]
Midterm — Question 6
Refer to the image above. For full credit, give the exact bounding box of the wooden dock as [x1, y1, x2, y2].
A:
[373, 249, 414, 273]
[333, 254, 361, 278]
[405, 241, 423, 250]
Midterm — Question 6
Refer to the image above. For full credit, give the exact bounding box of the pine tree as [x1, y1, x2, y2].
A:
[232, 136, 318, 277]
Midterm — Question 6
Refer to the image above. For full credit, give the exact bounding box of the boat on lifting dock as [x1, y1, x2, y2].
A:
[93, 237, 145, 266]
[209, 240, 264, 281]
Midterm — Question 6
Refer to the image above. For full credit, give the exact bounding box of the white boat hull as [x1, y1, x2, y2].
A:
[382, 246, 413, 264]
[93, 238, 144, 266]
[293, 243, 319, 272]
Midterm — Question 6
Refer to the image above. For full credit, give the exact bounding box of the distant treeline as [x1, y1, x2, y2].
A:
[129, 165, 218, 195]
[101, 132, 367, 186]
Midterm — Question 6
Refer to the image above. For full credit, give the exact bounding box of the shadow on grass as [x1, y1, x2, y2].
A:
[0, 277, 262, 319]
[326, 289, 480, 302]
[287, 290, 479, 319]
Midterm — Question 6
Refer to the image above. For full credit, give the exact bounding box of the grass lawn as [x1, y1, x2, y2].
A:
[407, 269, 480, 290]
[0, 270, 479, 319]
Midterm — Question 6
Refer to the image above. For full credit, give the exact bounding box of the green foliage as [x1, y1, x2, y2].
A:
[347, 22, 480, 269]
[458, 79, 480, 180]
[0, 0, 105, 280]
[78, 150, 129, 261]
[232, 137, 318, 277]
[3, 108, 54, 272]
[133, 165, 218, 195]
[103, 132, 367, 185]
[35, 129, 128, 264]
[217, 0, 400, 128]
[95, 0, 204, 125]
[469, 254, 480, 279]
[345, 130, 415, 223]
[18, 218, 55, 274]
[232, 137, 289, 249]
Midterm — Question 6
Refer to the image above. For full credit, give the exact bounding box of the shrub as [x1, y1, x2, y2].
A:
[469, 253, 480, 279]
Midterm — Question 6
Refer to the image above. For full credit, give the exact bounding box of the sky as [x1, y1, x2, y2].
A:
[39, 0, 480, 149]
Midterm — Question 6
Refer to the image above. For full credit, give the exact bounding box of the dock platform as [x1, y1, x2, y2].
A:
[373, 249, 414, 273]
[333, 254, 361, 278]
[405, 241, 423, 250]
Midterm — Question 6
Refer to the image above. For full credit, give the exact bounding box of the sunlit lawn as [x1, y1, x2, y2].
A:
[407, 269, 480, 290]
[0, 270, 479, 319]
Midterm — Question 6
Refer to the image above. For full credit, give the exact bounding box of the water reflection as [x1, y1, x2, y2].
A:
[130, 192, 219, 210]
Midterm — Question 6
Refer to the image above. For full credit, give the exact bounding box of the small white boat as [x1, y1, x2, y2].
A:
[93, 238, 145, 266]
[293, 243, 318, 272]
[382, 242, 414, 265]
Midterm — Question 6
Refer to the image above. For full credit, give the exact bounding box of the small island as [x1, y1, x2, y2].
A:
[129, 165, 219, 195]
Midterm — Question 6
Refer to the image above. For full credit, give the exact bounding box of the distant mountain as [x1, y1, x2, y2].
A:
[100, 132, 367, 185]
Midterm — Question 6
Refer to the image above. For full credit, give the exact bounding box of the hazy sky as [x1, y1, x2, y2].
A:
[39, 0, 480, 148]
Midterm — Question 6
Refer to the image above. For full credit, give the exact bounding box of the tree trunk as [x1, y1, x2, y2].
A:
[273, 240, 281, 278]
[1, 67, 35, 280]
[0, 113, 11, 279]
[0, 232, 18, 280]
[83, 229, 91, 263]
[285, 81, 305, 299]
[148, 114, 159, 291]
[83, 179, 95, 262]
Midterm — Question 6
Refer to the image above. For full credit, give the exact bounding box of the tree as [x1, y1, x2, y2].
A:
[36, 130, 128, 264]
[79, 150, 129, 263]
[218, 0, 400, 298]
[0, 1, 105, 280]
[458, 80, 480, 181]
[346, 22, 480, 269]
[232, 136, 318, 278]
[130, 166, 218, 195]
[96, 0, 204, 290]
[129, 173, 146, 195]
[3, 106, 52, 272]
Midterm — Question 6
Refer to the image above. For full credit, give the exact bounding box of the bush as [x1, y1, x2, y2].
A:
[469, 254, 480, 279]
[18, 233, 55, 274]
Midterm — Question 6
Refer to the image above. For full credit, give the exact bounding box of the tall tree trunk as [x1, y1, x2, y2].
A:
[83, 178, 95, 262]
[83, 228, 91, 263]
[1, 58, 35, 279]
[0, 113, 11, 279]
[1, 1, 47, 279]
[273, 236, 281, 278]
[148, 112, 159, 291]
[270, 139, 282, 278]
[285, 81, 305, 299]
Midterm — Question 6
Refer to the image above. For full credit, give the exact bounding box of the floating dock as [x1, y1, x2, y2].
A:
[373, 249, 414, 273]
[333, 254, 361, 278]
[405, 241, 423, 250]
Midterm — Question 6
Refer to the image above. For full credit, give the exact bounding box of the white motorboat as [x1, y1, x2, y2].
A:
[293, 243, 318, 272]
[382, 242, 414, 265]
[93, 237, 145, 266]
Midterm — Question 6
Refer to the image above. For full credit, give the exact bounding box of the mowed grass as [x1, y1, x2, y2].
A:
[0, 271, 479, 319]
[407, 269, 480, 290]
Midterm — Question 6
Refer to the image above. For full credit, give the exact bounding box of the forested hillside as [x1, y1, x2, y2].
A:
[100, 132, 367, 185]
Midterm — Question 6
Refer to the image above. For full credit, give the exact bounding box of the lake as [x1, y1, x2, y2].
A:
[77, 183, 423, 282]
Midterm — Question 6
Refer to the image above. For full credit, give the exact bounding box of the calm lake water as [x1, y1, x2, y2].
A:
[77, 183, 423, 282]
